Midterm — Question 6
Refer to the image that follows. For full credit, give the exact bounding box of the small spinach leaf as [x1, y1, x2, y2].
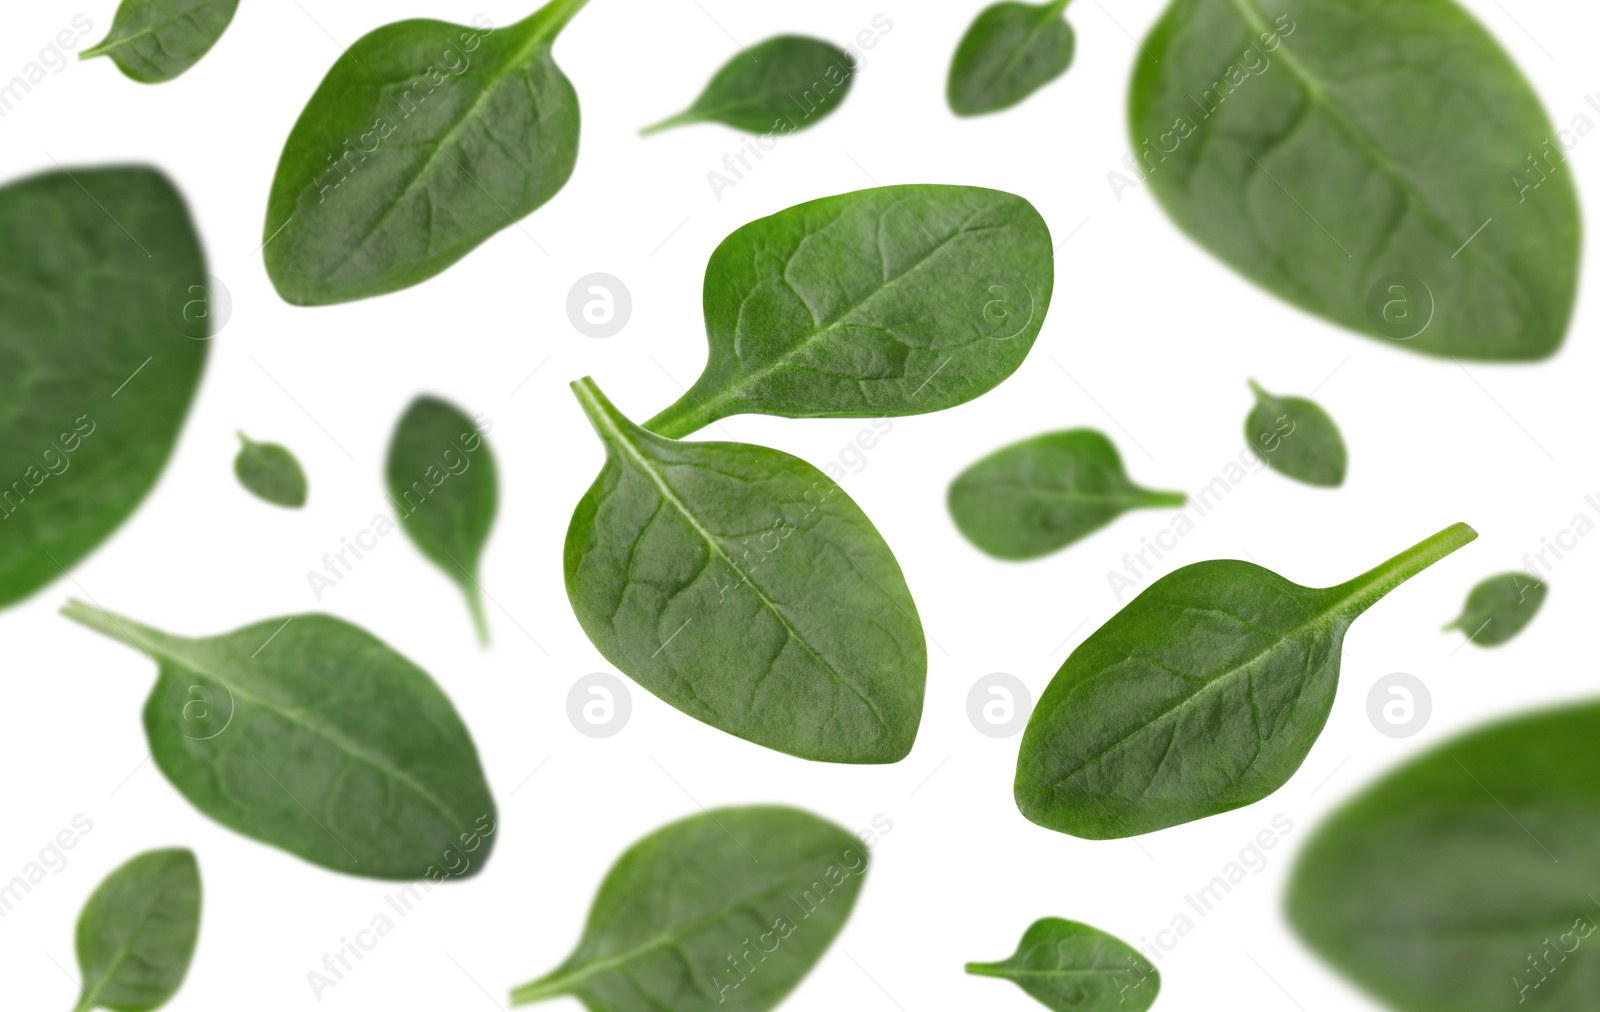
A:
[641, 35, 855, 135]
[1131, 0, 1579, 359]
[385, 397, 498, 644]
[61, 601, 497, 880]
[234, 432, 307, 508]
[1245, 380, 1346, 488]
[949, 429, 1184, 560]
[1016, 523, 1477, 838]
[81, 0, 239, 83]
[0, 167, 209, 610]
[1288, 701, 1600, 1011]
[566, 378, 926, 763]
[1444, 571, 1545, 647]
[510, 806, 866, 1010]
[645, 185, 1054, 437]
[947, 0, 1076, 116]
[72, 848, 200, 1012]
[264, 0, 591, 305]
[966, 917, 1159, 1011]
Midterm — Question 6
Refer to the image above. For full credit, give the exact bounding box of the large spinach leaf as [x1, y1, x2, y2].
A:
[1016, 523, 1476, 838]
[72, 849, 200, 1012]
[566, 378, 925, 763]
[385, 396, 498, 644]
[967, 917, 1159, 1011]
[1288, 701, 1600, 1011]
[511, 806, 866, 1010]
[1130, 0, 1579, 359]
[642, 35, 854, 135]
[947, 1, 1076, 116]
[644, 185, 1054, 438]
[0, 167, 208, 610]
[62, 601, 497, 880]
[949, 429, 1184, 560]
[264, 0, 590, 305]
[81, 0, 238, 83]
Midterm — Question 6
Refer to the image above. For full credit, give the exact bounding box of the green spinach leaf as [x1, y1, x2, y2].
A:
[1288, 701, 1600, 1011]
[72, 848, 200, 1012]
[385, 397, 497, 644]
[949, 429, 1184, 560]
[264, 0, 590, 305]
[1444, 571, 1545, 647]
[966, 917, 1159, 1011]
[1016, 523, 1477, 838]
[0, 167, 208, 610]
[566, 378, 925, 763]
[947, 1, 1076, 116]
[510, 806, 866, 1010]
[644, 185, 1054, 438]
[642, 35, 854, 135]
[61, 601, 498, 880]
[234, 432, 307, 508]
[81, 0, 239, 83]
[1130, 0, 1579, 360]
[1245, 380, 1346, 487]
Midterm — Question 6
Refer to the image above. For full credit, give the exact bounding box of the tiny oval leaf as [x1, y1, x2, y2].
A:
[81, 0, 239, 83]
[949, 429, 1185, 560]
[1245, 380, 1347, 488]
[642, 35, 855, 135]
[61, 601, 498, 880]
[966, 917, 1160, 1011]
[73, 848, 201, 1012]
[948, 1, 1076, 116]
[510, 806, 868, 1011]
[234, 432, 308, 508]
[1445, 571, 1546, 647]
[565, 379, 927, 763]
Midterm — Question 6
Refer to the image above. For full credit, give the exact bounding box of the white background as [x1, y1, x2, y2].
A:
[0, 0, 1592, 1009]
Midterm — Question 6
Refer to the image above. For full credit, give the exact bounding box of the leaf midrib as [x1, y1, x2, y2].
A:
[78, 865, 187, 1010]
[1216, 0, 1528, 310]
[586, 403, 893, 734]
[145, 637, 470, 841]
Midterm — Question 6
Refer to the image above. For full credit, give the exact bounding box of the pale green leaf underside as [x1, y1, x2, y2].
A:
[1132, 0, 1579, 359]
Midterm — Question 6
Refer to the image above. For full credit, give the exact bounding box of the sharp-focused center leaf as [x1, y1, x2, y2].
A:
[1016, 523, 1476, 838]
[81, 0, 239, 83]
[1444, 571, 1546, 647]
[62, 601, 498, 880]
[1288, 701, 1600, 1011]
[565, 378, 926, 763]
[263, 0, 591, 305]
[510, 806, 868, 1011]
[234, 432, 308, 508]
[642, 35, 855, 135]
[385, 396, 498, 644]
[1130, 0, 1579, 359]
[947, 1, 1076, 116]
[1245, 379, 1346, 487]
[949, 429, 1185, 560]
[0, 166, 208, 610]
[644, 185, 1055, 438]
[966, 917, 1160, 1011]
[73, 849, 200, 1012]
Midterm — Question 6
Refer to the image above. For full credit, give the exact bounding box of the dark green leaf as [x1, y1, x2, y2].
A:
[949, 429, 1184, 560]
[966, 917, 1159, 1011]
[565, 378, 925, 763]
[0, 167, 208, 610]
[234, 432, 307, 508]
[641, 35, 855, 135]
[645, 185, 1055, 437]
[61, 601, 498, 880]
[385, 397, 498, 644]
[72, 848, 200, 1012]
[1288, 701, 1600, 1011]
[947, 0, 1076, 116]
[81, 0, 239, 83]
[1016, 523, 1477, 838]
[263, 0, 590, 305]
[510, 806, 867, 1011]
[1130, 0, 1578, 359]
[1444, 571, 1546, 647]
[1245, 380, 1346, 487]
